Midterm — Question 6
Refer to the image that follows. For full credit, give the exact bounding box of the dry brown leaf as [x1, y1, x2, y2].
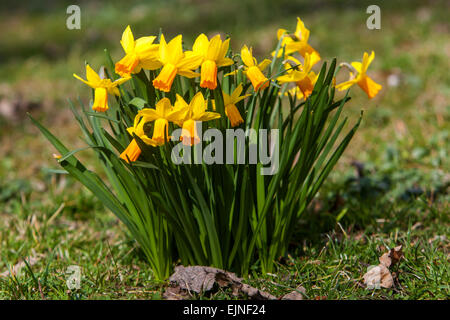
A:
[281, 285, 306, 300]
[379, 245, 403, 268]
[363, 264, 394, 289]
[0, 256, 40, 278]
[164, 266, 277, 300]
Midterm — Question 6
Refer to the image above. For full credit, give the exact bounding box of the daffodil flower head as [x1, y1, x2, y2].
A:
[192, 34, 235, 90]
[138, 98, 189, 145]
[115, 26, 161, 78]
[273, 17, 321, 66]
[222, 84, 251, 127]
[336, 51, 382, 99]
[175, 92, 221, 145]
[240, 45, 271, 91]
[277, 54, 317, 99]
[120, 113, 158, 163]
[152, 34, 203, 92]
[73, 65, 130, 112]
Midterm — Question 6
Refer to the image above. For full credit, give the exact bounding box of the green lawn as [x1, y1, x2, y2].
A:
[0, 0, 448, 299]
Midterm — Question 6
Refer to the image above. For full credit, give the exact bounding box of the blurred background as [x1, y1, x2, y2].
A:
[0, 0, 448, 298]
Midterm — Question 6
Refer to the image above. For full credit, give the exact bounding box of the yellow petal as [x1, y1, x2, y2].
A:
[351, 62, 363, 74]
[85, 65, 102, 86]
[218, 38, 230, 61]
[155, 97, 172, 117]
[177, 69, 200, 79]
[197, 111, 221, 122]
[120, 25, 135, 54]
[241, 45, 255, 67]
[158, 34, 168, 64]
[73, 73, 92, 87]
[177, 51, 203, 70]
[206, 34, 222, 61]
[190, 92, 206, 117]
[217, 57, 234, 67]
[277, 28, 287, 40]
[166, 35, 184, 64]
[134, 36, 157, 54]
[139, 108, 160, 120]
[257, 59, 272, 72]
[361, 51, 375, 74]
[140, 58, 162, 70]
[230, 83, 243, 102]
[193, 33, 209, 56]
[295, 17, 310, 42]
[335, 79, 358, 91]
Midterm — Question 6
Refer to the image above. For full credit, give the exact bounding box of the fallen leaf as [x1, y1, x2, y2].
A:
[164, 266, 277, 300]
[281, 285, 306, 300]
[379, 245, 403, 268]
[0, 256, 40, 278]
[363, 265, 394, 289]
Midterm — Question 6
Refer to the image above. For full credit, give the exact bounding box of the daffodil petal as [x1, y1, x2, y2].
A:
[120, 25, 135, 54]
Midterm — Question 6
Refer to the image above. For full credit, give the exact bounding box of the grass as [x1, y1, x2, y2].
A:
[0, 0, 448, 299]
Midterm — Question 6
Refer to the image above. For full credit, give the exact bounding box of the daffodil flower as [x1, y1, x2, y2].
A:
[138, 98, 188, 145]
[120, 113, 158, 163]
[115, 26, 162, 78]
[222, 84, 251, 127]
[175, 92, 221, 145]
[73, 65, 130, 112]
[192, 34, 235, 90]
[336, 51, 382, 99]
[229, 45, 271, 91]
[273, 17, 321, 67]
[277, 54, 317, 99]
[152, 34, 203, 92]
[280, 86, 305, 100]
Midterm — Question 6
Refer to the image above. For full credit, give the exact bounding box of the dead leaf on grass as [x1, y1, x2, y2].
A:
[363, 245, 403, 289]
[163, 265, 277, 300]
[0, 256, 40, 278]
[379, 245, 403, 268]
[363, 264, 394, 289]
[281, 285, 306, 300]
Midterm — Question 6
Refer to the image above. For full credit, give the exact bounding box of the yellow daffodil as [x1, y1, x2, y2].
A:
[175, 92, 221, 145]
[74, 65, 130, 112]
[115, 26, 161, 78]
[234, 45, 271, 91]
[192, 34, 235, 90]
[152, 34, 202, 92]
[222, 84, 251, 127]
[273, 17, 321, 67]
[138, 98, 188, 144]
[120, 113, 158, 163]
[277, 54, 317, 99]
[281, 86, 304, 100]
[336, 51, 382, 99]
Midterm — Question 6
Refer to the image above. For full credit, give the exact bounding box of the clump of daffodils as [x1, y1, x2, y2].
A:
[37, 18, 382, 280]
[74, 21, 381, 163]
